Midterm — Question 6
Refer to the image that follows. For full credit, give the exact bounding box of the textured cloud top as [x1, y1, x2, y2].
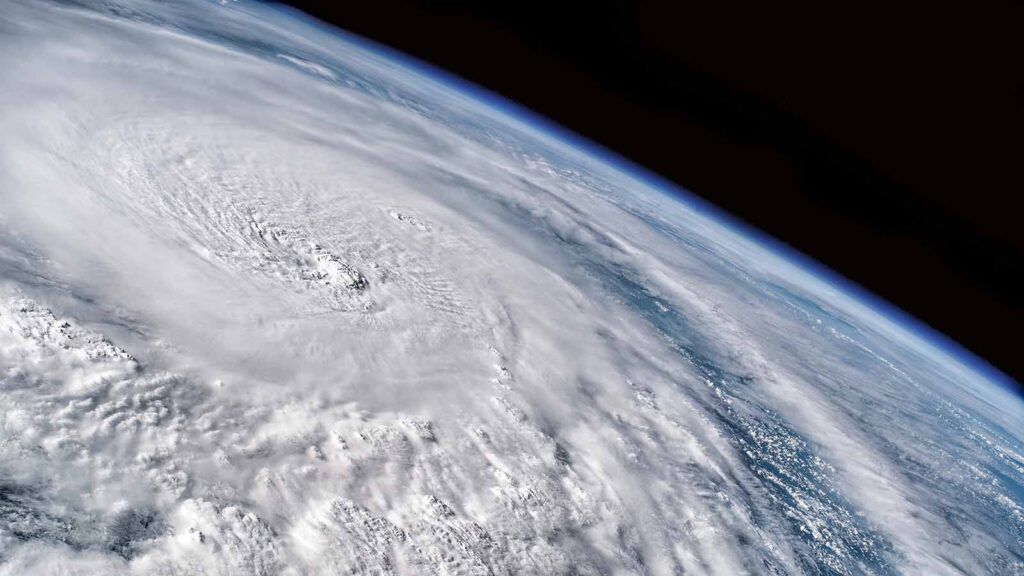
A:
[0, 1, 1022, 574]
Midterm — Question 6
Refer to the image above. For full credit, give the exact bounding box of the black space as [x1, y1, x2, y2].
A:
[281, 0, 1023, 387]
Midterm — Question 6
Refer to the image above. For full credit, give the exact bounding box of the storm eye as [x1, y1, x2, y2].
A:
[108, 509, 166, 560]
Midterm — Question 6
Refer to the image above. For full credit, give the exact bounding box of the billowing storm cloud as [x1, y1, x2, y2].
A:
[0, 1, 1021, 574]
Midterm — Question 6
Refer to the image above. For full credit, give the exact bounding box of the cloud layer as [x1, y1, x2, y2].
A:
[0, 1, 1021, 574]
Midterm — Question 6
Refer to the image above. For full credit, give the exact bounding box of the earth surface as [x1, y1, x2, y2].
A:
[0, 1, 1022, 575]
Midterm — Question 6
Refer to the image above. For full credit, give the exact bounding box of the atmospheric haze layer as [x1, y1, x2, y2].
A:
[0, 1, 1021, 575]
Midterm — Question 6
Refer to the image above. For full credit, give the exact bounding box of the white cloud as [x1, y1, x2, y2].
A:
[0, 1, 1020, 574]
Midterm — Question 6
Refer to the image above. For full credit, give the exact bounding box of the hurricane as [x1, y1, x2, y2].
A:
[0, 1, 1021, 574]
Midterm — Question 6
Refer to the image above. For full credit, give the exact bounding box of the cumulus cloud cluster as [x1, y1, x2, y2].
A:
[0, 1, 1021, 574]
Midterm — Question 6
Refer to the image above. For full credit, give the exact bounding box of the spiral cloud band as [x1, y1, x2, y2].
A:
[0, 1, 1021, 574]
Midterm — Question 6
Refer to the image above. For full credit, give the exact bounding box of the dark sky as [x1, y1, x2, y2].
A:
[282, 0, 1023, 387]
